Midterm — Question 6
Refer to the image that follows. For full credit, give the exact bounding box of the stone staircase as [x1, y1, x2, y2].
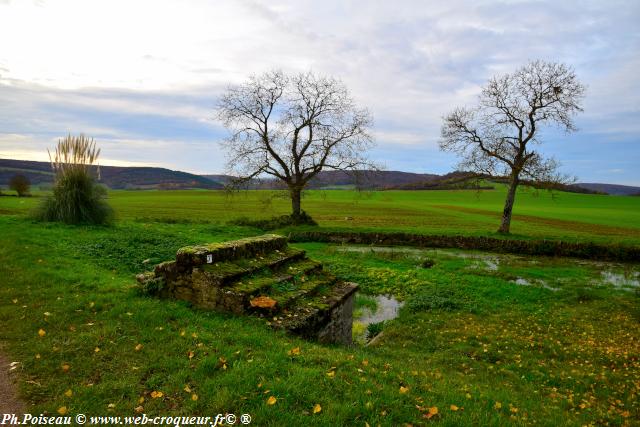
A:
[137, 234, 358, 344]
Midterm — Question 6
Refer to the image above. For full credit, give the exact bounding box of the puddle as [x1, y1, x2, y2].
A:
[357, 295, 404, 326]
[353, 295, 404, 344]
[336, 246, 425, 255]
[512, 277, 560, 292]
[601, 271, 640, 289]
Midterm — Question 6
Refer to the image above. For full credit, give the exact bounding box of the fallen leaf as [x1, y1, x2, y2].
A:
[191, 394, 198, 401]
[150, 391, 164, 399]
[138, 397, 145, 404]
[326, 371, 335, 378]
[250, 296, 277, 309]
[108, 403, 116, 409]
[57, 407, 67, 415]
[399, 386, 409, 394]
[313, 403, 322, 414]
[94, 347, 100, 353]
[62, 364, 70, 372]
[135, 406, 144, 413]
[135, 344, 143, 351]
[450, 404, 459, 411]
[494, 402, 502, 409]
[187, 351, 195, 359]
[267, 396, 277, 405]
[64, 389, 73, 397]
[38, 329, 46, 337]
[429, 407, 438, 415]
[288, 347, 301, 356]
[184, 385, 192, 393]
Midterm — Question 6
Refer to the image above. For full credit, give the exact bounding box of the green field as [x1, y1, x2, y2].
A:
[2, 186, 640, 243]
[1, 188, 639, 425]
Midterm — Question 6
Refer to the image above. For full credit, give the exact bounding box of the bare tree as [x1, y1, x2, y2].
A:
[440, 60, 586, 234]
[217, 70, 374, 220]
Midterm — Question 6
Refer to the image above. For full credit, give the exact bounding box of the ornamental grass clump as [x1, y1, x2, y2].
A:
[34, 134, 114, 225]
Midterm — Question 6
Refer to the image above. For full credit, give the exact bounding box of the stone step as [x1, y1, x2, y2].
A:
[271, 281, 358, 343]
[176, 234, 288, 267]
[200, 258, 325, 315]
[218, 258, 322, 295]
[198, 247, 306, 286]
[250, 271, 336, 314]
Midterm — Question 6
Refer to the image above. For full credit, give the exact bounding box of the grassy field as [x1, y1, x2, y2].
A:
[1, 188, 639, 425]
[2, 186, 640, 244]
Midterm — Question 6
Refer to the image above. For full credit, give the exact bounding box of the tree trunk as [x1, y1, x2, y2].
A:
[497, 173, 519, 234]
[290, 186, 302, 217]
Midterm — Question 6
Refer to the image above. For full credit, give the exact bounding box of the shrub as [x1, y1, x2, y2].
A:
[230, 211, 317, 230]
[34, 134, 113, 225]
[365, 321, 385, 340]
[9, 174, 30, 196]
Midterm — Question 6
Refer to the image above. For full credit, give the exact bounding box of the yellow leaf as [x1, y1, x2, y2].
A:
[38, 329, 46, 337]
[187, 351, 195, 360]
[94, 347, 100, 353]
[450, 404, 459, 411]
[57, 406, 67, 415]
[494, 401, 502, 409]
[184, 385, 192, 393]
[108, 403, 116, 409]
[429, 407, 438, 415]
[138, 397, 145, 404]
[288, 347, 301, 356]
[191, 394, 198, 401]
[326, 371, 335, 378]
[135, 406, 144, 413]
[250, 296, 277, 309]
[313, 403, 322, 414]
[150, 391, 164, 399]
[62, 364, 70, 372]
[399, 386, 409, 394]
[267, 396, 277, 405]
[135, 344, 143, 351]
[64, 389, 73, 397]
[362, 360, 369, 366]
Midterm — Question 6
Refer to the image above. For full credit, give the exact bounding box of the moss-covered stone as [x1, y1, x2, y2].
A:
[139, 234, 357, 344]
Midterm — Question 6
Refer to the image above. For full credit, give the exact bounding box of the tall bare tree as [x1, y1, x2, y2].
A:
[217, 70, 374, 220]
[440, 60, 586, 234]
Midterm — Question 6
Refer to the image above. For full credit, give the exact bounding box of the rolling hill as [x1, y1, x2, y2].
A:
[575, 182, 640, 196]
[0, 159, 224, 190]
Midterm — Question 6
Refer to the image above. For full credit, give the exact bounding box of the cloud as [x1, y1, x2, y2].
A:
[0, 0, 638, 184]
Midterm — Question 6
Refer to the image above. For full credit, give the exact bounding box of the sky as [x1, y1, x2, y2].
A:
[0, 0, 638, 185]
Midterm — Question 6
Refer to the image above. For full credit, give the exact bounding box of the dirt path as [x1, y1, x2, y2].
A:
[0, 351, 25, 413]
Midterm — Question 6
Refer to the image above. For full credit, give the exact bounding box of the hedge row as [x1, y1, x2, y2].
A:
[288, 231, 640, 263]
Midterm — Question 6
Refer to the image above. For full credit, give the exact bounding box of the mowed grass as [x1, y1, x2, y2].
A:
[2, 186, 640, 244]
[0, 188, 639, 425]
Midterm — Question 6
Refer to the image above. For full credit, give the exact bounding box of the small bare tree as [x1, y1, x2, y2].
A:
[217, 70, 374, 220]
[440, 60, 585, 234]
